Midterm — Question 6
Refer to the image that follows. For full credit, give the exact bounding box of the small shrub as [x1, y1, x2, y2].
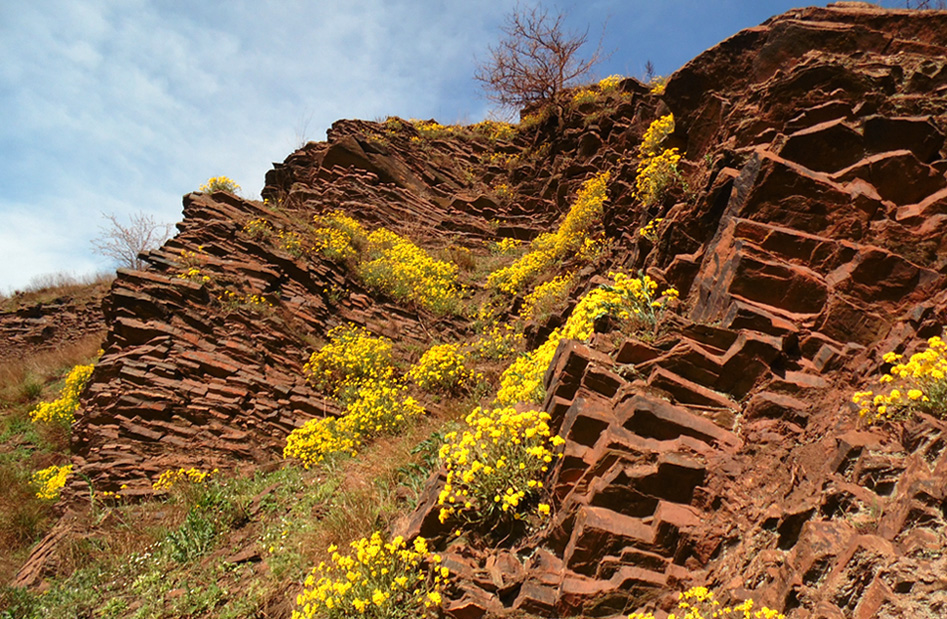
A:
[488, 237, 522, 255]
[176, 267, 211, 284]
[285, 381, 423, 466]
[639, 217, 663, 243]
[152, 467, 217, 492]
[359, 229, 463, 315]
[303, 324, 395, 402]
[437, 406, 563, 529]
[242, 217, 272, 239]
[635, 149, 682, 207]
[519, 106, 552, 131]
[634, 114, 682, 207]
[570, 87, 598, 107]
[488, 171, 609, 295]
[31, 464, 72, 500]
[413, 120, 457, 139]
[496, 272, 678, 405]
[852, 334, 947, 423]
[493, 182, 513, 199]
[30, 364, 94, 425]
[292, 533, 446, 619]
[598, 74, 623, 92]
[199, 176, 241, 194]
[313, 210, 368, 263]
[166, 509, 218, 563]
[217, 289, 274, 311]
[520, 273, 574, 321]
[629, 586, 784, 619]
[407, 344, 480, 395]
[649, 76, 667, 95]
[471, 323, 524, 361]
[471, 120, 516, 141]
[639, 114, 675, 158]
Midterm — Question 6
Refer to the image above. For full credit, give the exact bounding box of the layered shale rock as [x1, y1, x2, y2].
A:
[24, 3, 947, 616]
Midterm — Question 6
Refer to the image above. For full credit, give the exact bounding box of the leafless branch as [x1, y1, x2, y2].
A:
[91, 211, 174, 270]
[475, 3, 604, 110]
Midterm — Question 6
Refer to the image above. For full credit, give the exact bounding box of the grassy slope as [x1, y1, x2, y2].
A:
[0, 83, 635, 618]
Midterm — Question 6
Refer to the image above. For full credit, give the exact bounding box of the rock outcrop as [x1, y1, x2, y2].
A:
[20, 3, 947, 617]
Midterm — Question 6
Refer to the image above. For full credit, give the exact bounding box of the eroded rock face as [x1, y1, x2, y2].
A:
[29, 3, 947, 616]
[0, 284, 108, 363]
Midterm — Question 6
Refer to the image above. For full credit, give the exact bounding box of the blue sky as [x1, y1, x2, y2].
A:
[0, 0, 864, 291]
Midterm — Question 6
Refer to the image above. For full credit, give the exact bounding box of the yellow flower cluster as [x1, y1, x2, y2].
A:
[407, 343, 481, 395]
[635, 149, 682, 207]
[852, 335, 947, 423]
[629, 586, 784, 619]
[243, 217, 272, 239]
[635, 115, 681, 207]
[199, 176, 241, 194]
[649, 76, 668, 95]
[278, 229, 307, 257]
[639, 217, 664, 242]
[598, 74, 623, 91]
[571, 87, 598, 106]
[176, 267, 211, 283]
[470, 323, 524, 361]
[496, 272, 678, 405]
[493, 182, 513, 198]
[152, 467, 218, 492]
[303, 324, 395, 401]
[293, 533, 446, 619]
[639, 114, 675, 159]
[520, 274, 574, 321]
[488, 171, 610, 294]
[437, 406, 563, 527]
[413, 120, 457, 139]
[289, 324, 423, 466]
[471, 120, 516, 141]
[217, 289, 275, 310]
[285, 381, 425, 466]
[32, 464, 73, 500]
[313, 211, 366, 264]
[359, 229, 463, 315]
[484, 152, 519, 167]
[489, 237, 521, 255]
[30, 364, 94, 425]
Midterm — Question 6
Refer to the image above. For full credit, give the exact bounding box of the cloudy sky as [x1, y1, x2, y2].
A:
[1, 0, 884, 292]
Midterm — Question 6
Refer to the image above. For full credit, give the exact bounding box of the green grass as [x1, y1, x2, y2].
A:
[0, 414, 452, 619]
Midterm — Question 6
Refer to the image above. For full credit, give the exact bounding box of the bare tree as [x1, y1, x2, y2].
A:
[475, 3, 604, 110]
[644, 59, 656, 82]
[902, 0, 947, 8]
[91, 211, 174, 270]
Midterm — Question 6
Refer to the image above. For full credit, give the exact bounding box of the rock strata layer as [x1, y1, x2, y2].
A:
[18, 4, 947, 616]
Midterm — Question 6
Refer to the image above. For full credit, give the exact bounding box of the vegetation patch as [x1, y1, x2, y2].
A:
[852, 333, 947, 423]
[291, 533, 446, 619]
[488, 170, 610, 295]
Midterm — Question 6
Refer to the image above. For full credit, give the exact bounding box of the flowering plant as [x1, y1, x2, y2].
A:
[634, 114, 682, 207]
[496, 272, 678, 405]
[152, 466, 218, 492]
[30, 364, 94, 425]
[437, 406, 563, 528]
[488, 171, 609, 294]
[32, 463, 72, 500]
[292, 533, 446, 619]
[852, 334, 947, 423]
[407, 343, 480, 395]
[629, 586, 784, 619]
[199, 176, 241, 194]
[303, 324, 395, 402]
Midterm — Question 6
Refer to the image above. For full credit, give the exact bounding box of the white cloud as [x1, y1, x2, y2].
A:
[0, 0, 808, 291]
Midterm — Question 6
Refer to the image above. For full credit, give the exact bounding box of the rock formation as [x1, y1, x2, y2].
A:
[17, 3, 947, 617]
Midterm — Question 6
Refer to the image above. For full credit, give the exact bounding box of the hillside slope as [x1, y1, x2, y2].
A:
[10, 3, 947, 618]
